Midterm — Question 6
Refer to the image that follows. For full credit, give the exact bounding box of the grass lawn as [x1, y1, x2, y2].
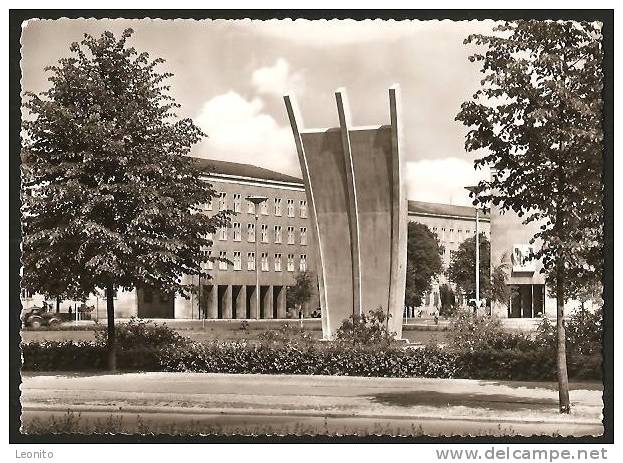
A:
[20, 321, 449, 345]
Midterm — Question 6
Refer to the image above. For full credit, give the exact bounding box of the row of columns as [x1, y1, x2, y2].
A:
[201, 284, 287, 319]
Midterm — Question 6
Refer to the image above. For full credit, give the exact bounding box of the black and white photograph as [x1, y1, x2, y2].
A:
[8, 7, 614, 452]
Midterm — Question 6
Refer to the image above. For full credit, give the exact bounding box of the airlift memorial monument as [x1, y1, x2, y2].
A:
[284, 86, 407, 339]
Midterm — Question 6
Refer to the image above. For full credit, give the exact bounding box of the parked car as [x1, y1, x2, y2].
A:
[21, 307, 72, 329]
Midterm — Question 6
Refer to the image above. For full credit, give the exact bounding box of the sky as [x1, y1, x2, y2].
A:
[20, 18, 497, 206]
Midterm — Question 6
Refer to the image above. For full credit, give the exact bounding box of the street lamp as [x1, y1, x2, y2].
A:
[246, 195, 268, 320]
[465, 186, 480, 311]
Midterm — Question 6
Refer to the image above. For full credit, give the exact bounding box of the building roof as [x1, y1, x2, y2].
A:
[191, 157, 303, 184]
[192, 158, 489, 220]
[408, 200, 490, 220]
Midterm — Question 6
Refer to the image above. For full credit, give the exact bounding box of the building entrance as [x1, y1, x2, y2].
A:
[137, 286, 174, 318]
[508, 284, 544, 318]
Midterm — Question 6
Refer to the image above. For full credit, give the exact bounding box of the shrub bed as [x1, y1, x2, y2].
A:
[456, 349, 601, 381]
[159, 342, 458, 378]
[455, 348, 557, 381]
[21, 339, 601, 381]
[21, 340, 458, 377]
[21, 341, 163, 372]
[20, 316, 602, 380]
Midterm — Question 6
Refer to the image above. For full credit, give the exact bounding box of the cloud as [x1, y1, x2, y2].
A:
[406, 157, 490, 206]
[251, 58, 304, 96]
[193, 91, 301, 177]
[193, 93, 488, 206]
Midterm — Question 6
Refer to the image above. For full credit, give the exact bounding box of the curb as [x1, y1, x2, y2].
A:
[21, 403, 602, 426]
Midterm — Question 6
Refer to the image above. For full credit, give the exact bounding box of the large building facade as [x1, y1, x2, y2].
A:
[21, 158, 318, 320]
[407, 200, 490, 313]
[24, 160, 581, 322]
[174, 158, 318, 320]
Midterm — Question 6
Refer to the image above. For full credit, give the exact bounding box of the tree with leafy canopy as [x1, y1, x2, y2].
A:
[456, 20, 603, 413]
[21, 29, 229, 370]
[405, 222, 443, 308]
[286, 270, 315, 315]
[439, 284, 456, 316]
[490, 252, 512, 309]
[447, 233, 491, 300]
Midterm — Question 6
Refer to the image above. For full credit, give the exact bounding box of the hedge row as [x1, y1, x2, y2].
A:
[160, 342, 459, 378]
[454, 348, 602, 381]
[21, 341, 162, 372]
[20, 340, 602, 381]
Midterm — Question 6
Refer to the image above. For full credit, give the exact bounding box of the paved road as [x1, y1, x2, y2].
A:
[21, 409, 600, 437]
[21, 372, 602, 437]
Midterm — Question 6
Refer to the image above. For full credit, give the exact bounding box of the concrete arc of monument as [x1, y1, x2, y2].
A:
[388, 84, 408, 338]
[335, 88, 362, 318]
[284, 88, 406, 339]
[283, 94, 330, 335]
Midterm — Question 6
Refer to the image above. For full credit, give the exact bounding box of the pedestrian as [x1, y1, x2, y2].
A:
[433, 309, 439, 325]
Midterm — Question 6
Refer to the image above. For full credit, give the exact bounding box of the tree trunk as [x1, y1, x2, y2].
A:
[106, 285, 117, 371]
[56, 296, 60, 314]
[555, 257, 571, 413]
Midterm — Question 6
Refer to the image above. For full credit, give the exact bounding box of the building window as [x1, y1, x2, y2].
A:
[287, 226, 295, 244]
[274, 198, 282, 216]
[233, 223, 241, 241]
[260, 201, 268, 215]
[233, 193, 241, 213]
[274, 253, 282, 271]
[218, 192, 227, 211]
[206, 232, 213, 241]
[300, 227, 307, 245]
[299, 254, 307, 271]
[441, 227, 446, 241]
[287, 199, 295, 217]
[247, 252, 255, 271]
[300, 200, 307, 218]
[261, 224, 269, 243]
[247, 223, 255, 242]
[219, 251, 228, 270]
[274, 225, 282, 243]
[449, 229, 454, 242]
[219, 226, 227, 241]
[205, 199, 213, 211]
[261, 252, 269, 271]
[247, 199, 255, 214]
[233, 251, 242, 271]
[287, 254, 295, 272]
[202, 249, 214, 270]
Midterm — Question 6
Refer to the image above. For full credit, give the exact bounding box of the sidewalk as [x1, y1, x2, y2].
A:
[21, 372, 603, 429]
